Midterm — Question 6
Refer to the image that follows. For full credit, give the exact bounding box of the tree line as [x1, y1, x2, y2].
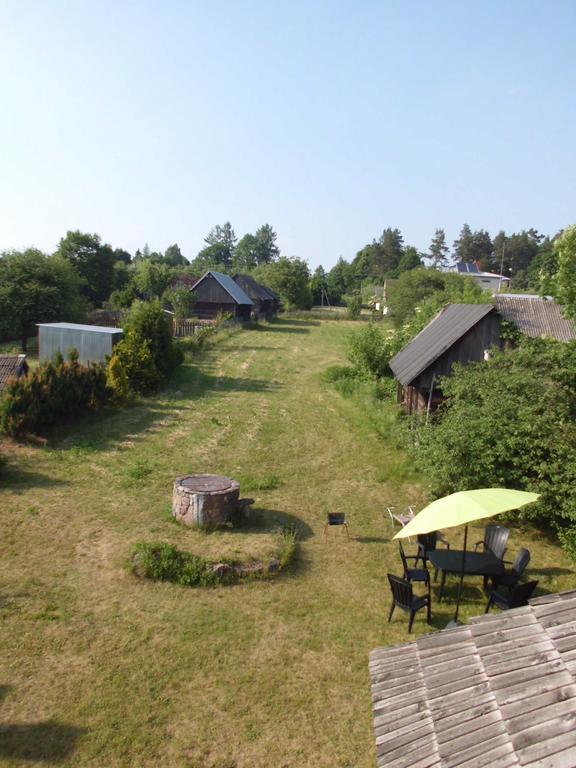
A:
[313, 224, 561, 305]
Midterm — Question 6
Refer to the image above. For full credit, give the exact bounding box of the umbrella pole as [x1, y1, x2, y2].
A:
[454, 525, 468, 622]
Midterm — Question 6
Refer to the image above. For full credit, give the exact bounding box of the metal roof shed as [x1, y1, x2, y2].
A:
[37, 323, 124, 365]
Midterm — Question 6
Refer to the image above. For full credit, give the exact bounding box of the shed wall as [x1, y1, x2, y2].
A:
[39, 327, 123, 364]
[413, 313, 501, 390]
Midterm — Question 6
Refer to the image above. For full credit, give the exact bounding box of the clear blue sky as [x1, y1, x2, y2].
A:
[1, 1, 575, 270]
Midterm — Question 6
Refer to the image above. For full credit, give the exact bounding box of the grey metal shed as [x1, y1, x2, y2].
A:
[37, 323, 124, 365]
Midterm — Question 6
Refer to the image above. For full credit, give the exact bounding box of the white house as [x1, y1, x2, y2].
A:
[452, 262, 510, 291]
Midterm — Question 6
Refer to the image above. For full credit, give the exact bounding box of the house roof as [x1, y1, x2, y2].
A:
[494, 295, 576, 342]
[389, 304, 496, 386]
[369, 589, 576, 768]
[232, 273, 276, 302]
[37, 323, 123, 334]
[0, 355, 28, 390]
[193, 271, 253, 305]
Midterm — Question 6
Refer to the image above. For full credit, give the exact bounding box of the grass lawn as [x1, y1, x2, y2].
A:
[0, 317, 573, 767]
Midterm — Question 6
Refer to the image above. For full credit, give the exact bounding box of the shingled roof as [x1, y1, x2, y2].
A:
[389, 304, 496, 386]
[369, 589, 576, 768]
[0, 354, 28, 391]
[494, 295, 576, 342]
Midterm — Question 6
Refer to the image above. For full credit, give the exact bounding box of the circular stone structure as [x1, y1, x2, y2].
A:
[172, 474, 241, 529]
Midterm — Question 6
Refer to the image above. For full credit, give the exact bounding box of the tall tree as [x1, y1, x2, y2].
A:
[234, 234, 259, 270]
[470, 229, 494, 270]
[429, 229, 450, 269]
[254, 224, 279, 264]
[133, 260, 172, 299]
[310, 266, 328, 305]
[164, 243, 188, 267]
[397, 246, 423, 273]
[327, 257, 353, 303]
[204, 222, 237, 266]
[55, 230, 116, 304]
[452, 223, 474, 262]
[378, 227, 404, 275]
[0, 249, 87, 352]
[254, 256, 312, 309]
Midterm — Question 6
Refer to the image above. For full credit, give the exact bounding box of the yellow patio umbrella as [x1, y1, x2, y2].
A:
[394, 488, 540, 620]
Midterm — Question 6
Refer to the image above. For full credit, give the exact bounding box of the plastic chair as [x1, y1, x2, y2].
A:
[398, 542, 430, 589]
[415, 531, 450, 579]
[485, 580, 538, 613]
[490, 548, 531, 592]
[324, 512, 349, 541]
[387, 574, 431, 632]
[474, 524, 509, 560]
[385, 505, 415, 541]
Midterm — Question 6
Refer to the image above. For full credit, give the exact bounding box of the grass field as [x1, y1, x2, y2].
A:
[0, 317, 573, 767]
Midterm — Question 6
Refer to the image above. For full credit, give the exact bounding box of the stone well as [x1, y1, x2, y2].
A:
[172, 474, 241, 529]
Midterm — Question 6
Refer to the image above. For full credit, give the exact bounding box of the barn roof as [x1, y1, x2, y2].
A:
[389, 304, 496, 386]
[369, 589, 576, 768]
[37, 323, 123, 333]
[494, 295, 576, 342]
[0, 355, 28, 390]
[232, 273, 276, 302]
[193, 271, 253, 305]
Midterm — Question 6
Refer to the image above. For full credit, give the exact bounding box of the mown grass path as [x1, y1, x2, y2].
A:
[0, 319, 573, 767]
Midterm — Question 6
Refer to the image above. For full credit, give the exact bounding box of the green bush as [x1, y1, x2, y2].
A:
[276, 526, 298, 569]
[413, 338, 576, 560]
[130, 542, 222, 587]
[0, 350, 111, 436]
[344, 293, 362, 319]
[107, 330, 162, 397]
[321, 365, 358, 383]
[347, 323, 395, 379]
[124, 300, 182, 377]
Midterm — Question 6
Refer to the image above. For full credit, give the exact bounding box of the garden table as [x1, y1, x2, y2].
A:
[428, 549, 505, 600]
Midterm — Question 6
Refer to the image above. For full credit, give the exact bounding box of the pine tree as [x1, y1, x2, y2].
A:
[429, 229, 450, 269]
[453, 224, 474, 262]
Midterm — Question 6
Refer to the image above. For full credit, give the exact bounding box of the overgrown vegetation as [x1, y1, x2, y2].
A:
[0, 350, 110, 436]
[130, 525, 299, 587]
[412, 338, 576, 561]
[106, 300, 183, 396]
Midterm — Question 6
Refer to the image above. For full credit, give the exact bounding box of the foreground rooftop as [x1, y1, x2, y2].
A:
[369, 590, 576, 768]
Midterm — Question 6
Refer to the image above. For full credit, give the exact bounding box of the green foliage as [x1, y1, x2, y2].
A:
[124, 300, 182, 377]
[55, 230, 116, 305]
[133, 260, 172, 299]
[164, 243, 188, 267]
[254, 256, 312, 309]
[321, 364, 358, 383]
[413, 339, 576, 560]
[551, 224, 576, 320]
[345, 293, 362, 319]
[163, 286, 197, 321]
[106, 330, 161, 397]
[276, 527, 298, 569]
[429, 229, 450, 269]
[347, 323, 394, 379]
[130, 542, 221, 587]
[0, 249, 87, 351]
[0, 350, 111, 436]
[387, 268, 485, 327]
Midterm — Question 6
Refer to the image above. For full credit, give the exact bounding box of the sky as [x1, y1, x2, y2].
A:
[1, 1, 575, 271]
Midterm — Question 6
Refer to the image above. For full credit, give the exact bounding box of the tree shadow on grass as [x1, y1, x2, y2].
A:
[528, 566, 574, 578]
[250, 324, 310, 334]
[355, 536, 390, 544]
[0, 721, 86, 763]
[45, 369, 283, 453]
[0, 464, 69, 491]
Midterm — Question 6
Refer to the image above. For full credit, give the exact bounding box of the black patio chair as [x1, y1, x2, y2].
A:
[485, 580, 539, 613]
[387, 574, 431, 632]
[323, 512, 349, 541]
[398, 542, 430, 589]
[490, 548, 531, 592]
[474, 524, 509, 560]
[415, 531, 450, 578]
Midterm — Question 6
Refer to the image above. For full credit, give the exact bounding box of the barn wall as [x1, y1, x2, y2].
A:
[193, 275, 234, 304]
[414, 313, 501, 390]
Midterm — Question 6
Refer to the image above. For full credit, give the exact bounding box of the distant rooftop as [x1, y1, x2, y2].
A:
[193, 271, 253, 305]
[37, 323, 124, 333]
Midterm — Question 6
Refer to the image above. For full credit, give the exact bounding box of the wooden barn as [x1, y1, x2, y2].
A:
[191, 271, 253, 321]
[232, 274, 277, 320]
[389, 304, 501, 414]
